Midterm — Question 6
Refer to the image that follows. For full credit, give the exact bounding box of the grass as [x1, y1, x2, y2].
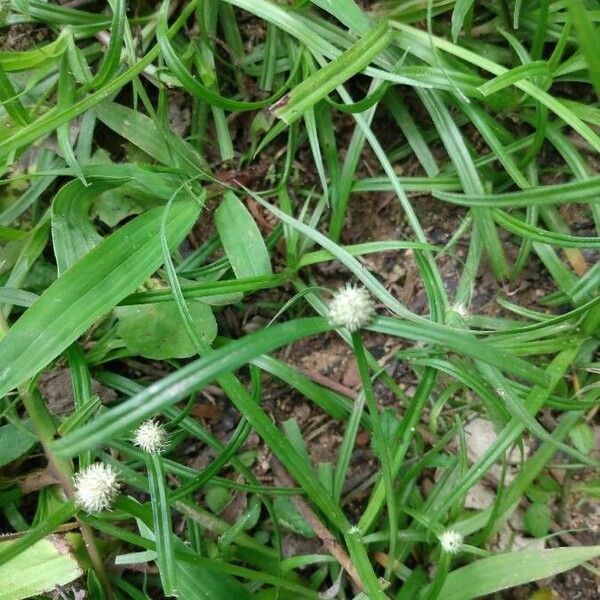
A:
[0, 0, 599, 599]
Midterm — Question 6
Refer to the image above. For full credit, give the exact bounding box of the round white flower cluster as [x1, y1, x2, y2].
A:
[73, 463, 120, 513]
[328, 284, 374, 332]
[132, 419, 168, 455]
[439, 529, 463, 554]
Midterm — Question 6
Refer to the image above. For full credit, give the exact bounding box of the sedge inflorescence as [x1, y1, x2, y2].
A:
[73, 463, 120, 513]
[132, 419, 168, 455]
[439, 529, 463, 554]
[328, 284, 374, 332]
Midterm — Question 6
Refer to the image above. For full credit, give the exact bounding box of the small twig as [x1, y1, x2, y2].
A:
[0, 522, 81, 541]
[271, 458, 365, 593]
[297, 366, 356, 398]
[15, 468, 59, 494]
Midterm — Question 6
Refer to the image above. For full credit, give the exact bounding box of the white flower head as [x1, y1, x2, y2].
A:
[73, 463, 120, 513]
[439, 529, 463, 554]
[328, 284, 374, 332]
[132, 419, 168, 455]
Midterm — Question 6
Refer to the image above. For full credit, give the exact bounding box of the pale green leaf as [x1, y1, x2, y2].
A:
[215, 192, 272, 278]
[0, 537, 82, 600]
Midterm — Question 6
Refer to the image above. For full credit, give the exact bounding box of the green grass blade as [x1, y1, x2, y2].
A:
[569, 2, 600, 101]
[438, 546, 600, 600]
[52, 317, 331, 457]
[271, 21, 392, 124]
[478, 61, 550, 96]
[87, 0, 125, 90]
[369, 317, 546, 386]
[451, 0, 475, 42]
[147, 454, 178, 597]
[434, 176, 600, 207]
[0, 63, 29, 126]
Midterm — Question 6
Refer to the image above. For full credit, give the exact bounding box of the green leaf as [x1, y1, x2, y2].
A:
[273, 496, 315, 538]
[115, 300, 217, 359]
[176, 561, 253, 600]
[0, 537, 82, 600]
[0, 288, 38, 308]
[0, 63, 29, 126]
[57, 55, 87, 185]
[0, 420, 37, 467]
[524, 502, 551, 538]
[204, 486, 232, 514]
[94, 189, 144, 227]
[0, 199, 201, 399]
[95, 101, 208, 174]
[0, 500, 78, 567]
[52, 178, 128, 275]
[215, 192, 272, 278]
[568, 422, 595, 456]
[438, 546, 600, 600]
[451, 0, 475, 42]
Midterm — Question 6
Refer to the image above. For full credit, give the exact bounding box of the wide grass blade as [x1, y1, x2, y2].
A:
[0, 199, 200, 398]
[438, 546, 600, 600]
[215, 192, 272, 278]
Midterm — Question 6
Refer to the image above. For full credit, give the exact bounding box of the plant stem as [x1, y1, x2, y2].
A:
[20, 384, 113, 599]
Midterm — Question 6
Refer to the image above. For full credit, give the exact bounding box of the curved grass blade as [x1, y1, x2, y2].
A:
[434, 176, 600, 207]
[368, 317, 546, 386]
[52, 178, 129, 275]
[271, 22, 392, 125]
[52, 317, 331, 457]
[494, 209, 600, 248]
[156, 1, 290, 112]
[0, 29, 69, 71]
[87, 0, 125, 90]
[478, 61, 551, 96]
